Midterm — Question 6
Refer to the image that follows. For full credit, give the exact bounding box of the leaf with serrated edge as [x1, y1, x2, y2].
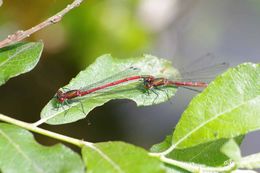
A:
[0, 123, 84, 173]
[82, 141, 171, 173]
[0, 42, 43, 86]
[41, 54, 179, 125]
[170, 63, 260, 149]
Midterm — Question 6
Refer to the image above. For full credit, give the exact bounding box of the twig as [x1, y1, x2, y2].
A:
[157, 155, 236, 173]
[0, 0, 85, 49]
[0, 113, 92, 148]
[0, 112, 237, 173]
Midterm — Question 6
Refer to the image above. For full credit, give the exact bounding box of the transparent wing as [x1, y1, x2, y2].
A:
[181, 62, 229, 77]
[172, 53, 229, 82]
[180, 86, 203, 93]
[80, 66, 141, 91]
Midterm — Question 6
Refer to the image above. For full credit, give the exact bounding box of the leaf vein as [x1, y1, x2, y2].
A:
[174, 95, 260, 149]
[0, 129, 45, 173]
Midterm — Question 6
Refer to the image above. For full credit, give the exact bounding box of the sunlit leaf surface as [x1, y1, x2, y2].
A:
[171, 63, 260, 149]
[82, 141, 183, 173]
[151, 134, 243, 166]
[0, 42, 43, 86]
[0, 123, 84, 173]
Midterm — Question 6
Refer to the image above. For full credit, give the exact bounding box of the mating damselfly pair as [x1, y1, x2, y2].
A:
[55, 61, 228, 107]
[36, 55, 229, 126]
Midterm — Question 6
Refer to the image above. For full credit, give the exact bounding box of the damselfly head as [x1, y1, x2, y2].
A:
[142, 76, 155, 89]
[55, 90, 66, 103]
[52, 91, 65, 108]
[54, 100, 63, 108]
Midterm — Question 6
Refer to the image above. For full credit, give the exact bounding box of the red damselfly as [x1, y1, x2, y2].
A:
[54, 53, 229, 107]
[55, 63, 226, 105]
[56, 75, 209, 104]
[55, 67, 147, 104]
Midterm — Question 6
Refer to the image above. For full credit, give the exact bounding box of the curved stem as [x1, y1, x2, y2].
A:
[150, 154, 236, 173]
[0, 113, 238, 172]
[0, 113, 93, 148]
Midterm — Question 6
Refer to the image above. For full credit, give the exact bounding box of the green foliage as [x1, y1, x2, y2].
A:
[41, 54, 179, 125]
[221, 139, 260, 170]
[0, 1, 259, 172]
[0, 42, 43, 86]
[65, 0, 151, 66]
[170, 63, 260, 149]
[0, 123, 84, 173]
[0, 42, 259, 173]
[82, 141, 167, 173]
[150, 63, 259, 169]
[151, 135, 244, 166]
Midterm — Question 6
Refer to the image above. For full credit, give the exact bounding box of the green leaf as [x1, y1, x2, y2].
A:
[151, 134, 243, 166]
[170, 63, 260, 149]
[82, 141, 169, 173]
[220, 139, 241, 162]
[0, 42, 43, 86]
[237, 153, 260, 169]
[163, 165, 190, 173]
[0, 123, 84, 173]
[151, 135, 172, 153]
[41, 54, 179, 125]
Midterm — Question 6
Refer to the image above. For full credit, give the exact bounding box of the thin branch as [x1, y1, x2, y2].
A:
[0, 113, 93, 148]
[0, 112, 238, 173]
[158, 155, 236, 173]
[0, 0, 85, 49]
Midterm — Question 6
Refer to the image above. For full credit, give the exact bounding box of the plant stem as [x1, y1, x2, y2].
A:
[0, 113, 93, 148]
[159, 155, 201, 172]
[155, 154, 236, 173]
[0, 0, 85, 48]
[0, 113, 238, 172]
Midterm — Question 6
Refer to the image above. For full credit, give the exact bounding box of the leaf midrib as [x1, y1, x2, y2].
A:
[0, 129, 44, 173]
[87, 145, 125, 173]
[174, 95, 260, 149]
[0, 44, 33, 67]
